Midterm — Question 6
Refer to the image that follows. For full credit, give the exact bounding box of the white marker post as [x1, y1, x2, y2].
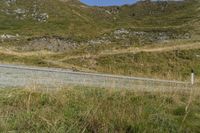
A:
[191, 69, 195, 85]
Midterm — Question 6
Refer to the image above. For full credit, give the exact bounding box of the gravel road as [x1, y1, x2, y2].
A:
[0, 64, 190, 90]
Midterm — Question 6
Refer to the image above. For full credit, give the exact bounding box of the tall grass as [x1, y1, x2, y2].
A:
[0, 86, 200, 132]
[65, 48, 200, 81]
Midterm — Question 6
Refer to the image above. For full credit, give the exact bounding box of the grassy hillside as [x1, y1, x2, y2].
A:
[0, 0, 104, 38]
[1, 1, 200, 132]
[0, 0, 199, 38]
[0, 0, 199, 80]
[64, 48, 200, 80]
[1, 86, 200, 132]
[1, 42, 199, 80]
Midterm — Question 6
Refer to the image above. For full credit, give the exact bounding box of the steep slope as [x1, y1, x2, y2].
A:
[0, 0, 199, 38]
[0, 0, 105, 37]
[0, 0, 200, 80]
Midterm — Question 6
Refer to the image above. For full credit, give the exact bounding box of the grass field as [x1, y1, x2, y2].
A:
[0, 86, 200, 132]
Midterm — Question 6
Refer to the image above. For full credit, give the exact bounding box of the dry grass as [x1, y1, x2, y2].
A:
[0, 85, 200, 132]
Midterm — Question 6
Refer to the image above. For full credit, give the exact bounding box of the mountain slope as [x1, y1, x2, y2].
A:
[0, 0, 199, 38]
[0, 0, 200, 80]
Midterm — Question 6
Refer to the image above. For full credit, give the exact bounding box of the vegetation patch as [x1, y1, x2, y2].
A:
[0, 87, 200, 132]
[65, 49, 200, 80]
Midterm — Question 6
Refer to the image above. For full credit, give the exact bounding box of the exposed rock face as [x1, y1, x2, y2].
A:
[87, 38, 111, 45]
[1, 7, 27, 19]
[24, 36, 80, 52]
[32, 13, 49, 22]
[4, 0, 16, 6]
[0, 34, 19, 42]
[20, 28, 190, 52]
[110, 28, 191, 43]
[1, 0, 49, 22]
[18, 27, 191, 52]
[114, 28, 129, 35]
[22, 36, 112, 52]
[104, 7, 120, 15]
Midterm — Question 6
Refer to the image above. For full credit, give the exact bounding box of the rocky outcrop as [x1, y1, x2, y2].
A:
[24, 36, 80, 52]
[110, 28, 191, 43]
[16, 27, 191, 52]
[0, 34, 19, 42]
[22, 35, 112, 52]
[1, 0, 49, 22]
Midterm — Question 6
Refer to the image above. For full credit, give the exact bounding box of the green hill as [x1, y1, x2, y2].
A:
[0, 0, 199, 37]
[1, 1, 200, 132]
[0, 0, 199, 80]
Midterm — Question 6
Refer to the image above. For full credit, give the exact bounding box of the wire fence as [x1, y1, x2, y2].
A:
[0, 64, 191, 91]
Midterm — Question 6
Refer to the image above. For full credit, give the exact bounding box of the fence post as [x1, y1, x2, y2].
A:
[191, 69, 195, 85]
